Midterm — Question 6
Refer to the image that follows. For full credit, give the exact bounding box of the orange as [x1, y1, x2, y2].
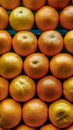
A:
[64, 30, 73, 54]
[47, 0, 70, 10]
[40, 124, 61, 130]
[35, 6, 59, 31]
[0, 0, 20, 10]
[49, 99, 73, 128]
[0, 98, 21, 128]
[37, 76, 62, 102]
[0, 52, 23, 79]
[12, 31, 37, 56]
[22, 98, 48, 127]
[14, 124, 35, 130]
[38, 30, 63, 56]
[22, 0, 46, 11]
[63, 76, 73, 103]
[0, 7, 8, 29]
[50, 53, 73, 79]
[9, 75, 36, 102]
[0, 77, 9, 101]
[24, 53, 49, 79]
[9, 7, 34, 31]
[0, 30, 12, 55]
[66, 125, 73, 130]
[60, 6, 73, 30]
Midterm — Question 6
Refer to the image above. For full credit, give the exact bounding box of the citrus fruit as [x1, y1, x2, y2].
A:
[0, 7, 8, 29]
[0, 52, 23, 79]
[35, 6, 59, 31]
[66, 125, 73, 130]
[49, 99, 73, 128]
[50, 53, 73, 79]
[38, 30, 63, 56]
[0, 98, 21, 128]
[63, 76, 73, 103]
[64, 30, 73, 54]
[9, 7, 34, 31]
[14, 124, 35, 130]
[22, 0, 46, 11]
[60, 5, 73, 30]
[12, 31, 37, 56]
[22, 98, 48, 127]
[40, 124, 61, 130]
[37, 76, 62, 102]
[24, 53, 49, 79]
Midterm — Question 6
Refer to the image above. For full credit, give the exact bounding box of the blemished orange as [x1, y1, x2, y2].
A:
[0, 52, 23, 79]
[0, 30, 12, 55]
[49, 99, 73, 128]
[14, 124, 35, 130]
[9, 7, 34, 31]
[12, 31, 37, 56]
[0, 77, 9, 101]
[0, 98, 21, 128]
[47, 0, 70, 10]
[22, 0, 46, 11]
[64, 30, 73, 54]
[22, 98, 48, 127]
[37, 76, 62, 102]
[63, 76, 73, 103]
[0, 7, 8, 29]
[50, 53, 73, 79]
[60, 6, 73, 30]
[24, 53, 49, 79]
[35, 6, 59, 31]
[0, 0, 20, 10]
[66, 125, 73, 130]
[40, 124, 61, 130]
[9, 75, 36, 102]
[38, 30, 63, 56]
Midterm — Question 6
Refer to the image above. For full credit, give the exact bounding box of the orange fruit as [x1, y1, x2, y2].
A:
[35, 6, 59, 31]
[22, 98, 48, 127]
[63, 76, 73, 103]
[14, 124, 35, 130]
[0, 98, 21, 128]
[22, 0, 46, 11]
[0, 77, 9, 101]
[37, 76, 62, 102]
[49, 99, 73, 128]
[24, 53, 49, 79]
[0, 52, 23, 79]
[66, 125, 73, 130]
[9, 75, 36, 102]
[47, 0, 70, 10]
[0, 30, 12, 55]
[9, 7, 34, 31]
[0, 0, 20, 10]
[0, 7, 8, 29]
[60, 6, 73, 30]
[38, 30, 63, 56]
[40, 124, 61, 130]
[64, 30, 73, 54]
[12, 31, 37, 56]
[50, 53, 73, 79]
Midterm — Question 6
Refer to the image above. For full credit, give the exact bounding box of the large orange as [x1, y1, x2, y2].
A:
[38, 30, 63, 56]
[0, 52, 23, 79]
[24, 53, 49, 79]
[9, 7, 34, 31]
[50, 53, 73, 79]
[0, 30, 12, 55]
[60, 6, 73, 30]
[22, 0, 46, 11]
[49, 99, 73, 128]
[0, 7, 8, 29]
[14, 124, 35, 130]
[66, 125, 73, 130]
[0, 98, 21, 128]
[12, 31, 37, 56]
[40, 124, 61, 130]
[35, 6, 59, 31]
[22, 98, 48, 127]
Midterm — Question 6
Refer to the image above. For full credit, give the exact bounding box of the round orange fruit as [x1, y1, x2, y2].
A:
[40, 124, 61, 130]
[14, 124, 35, 130]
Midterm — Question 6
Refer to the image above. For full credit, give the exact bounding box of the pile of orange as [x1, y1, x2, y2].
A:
[0, 0, 73, 130]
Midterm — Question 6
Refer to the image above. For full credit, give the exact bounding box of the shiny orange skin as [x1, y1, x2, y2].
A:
[14, 124, 35, 130]
[40, 124, 61, 130]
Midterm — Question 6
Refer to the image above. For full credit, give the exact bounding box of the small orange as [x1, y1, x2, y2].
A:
[40, 124, 61, 130]
[66, 125, 73, 130]
[22, 98, 48, 127]
[24, 53, 49, 79]
[12, 31, 37, 56]
[14, 124, 35, 130]
[38, 30, 63, 56]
